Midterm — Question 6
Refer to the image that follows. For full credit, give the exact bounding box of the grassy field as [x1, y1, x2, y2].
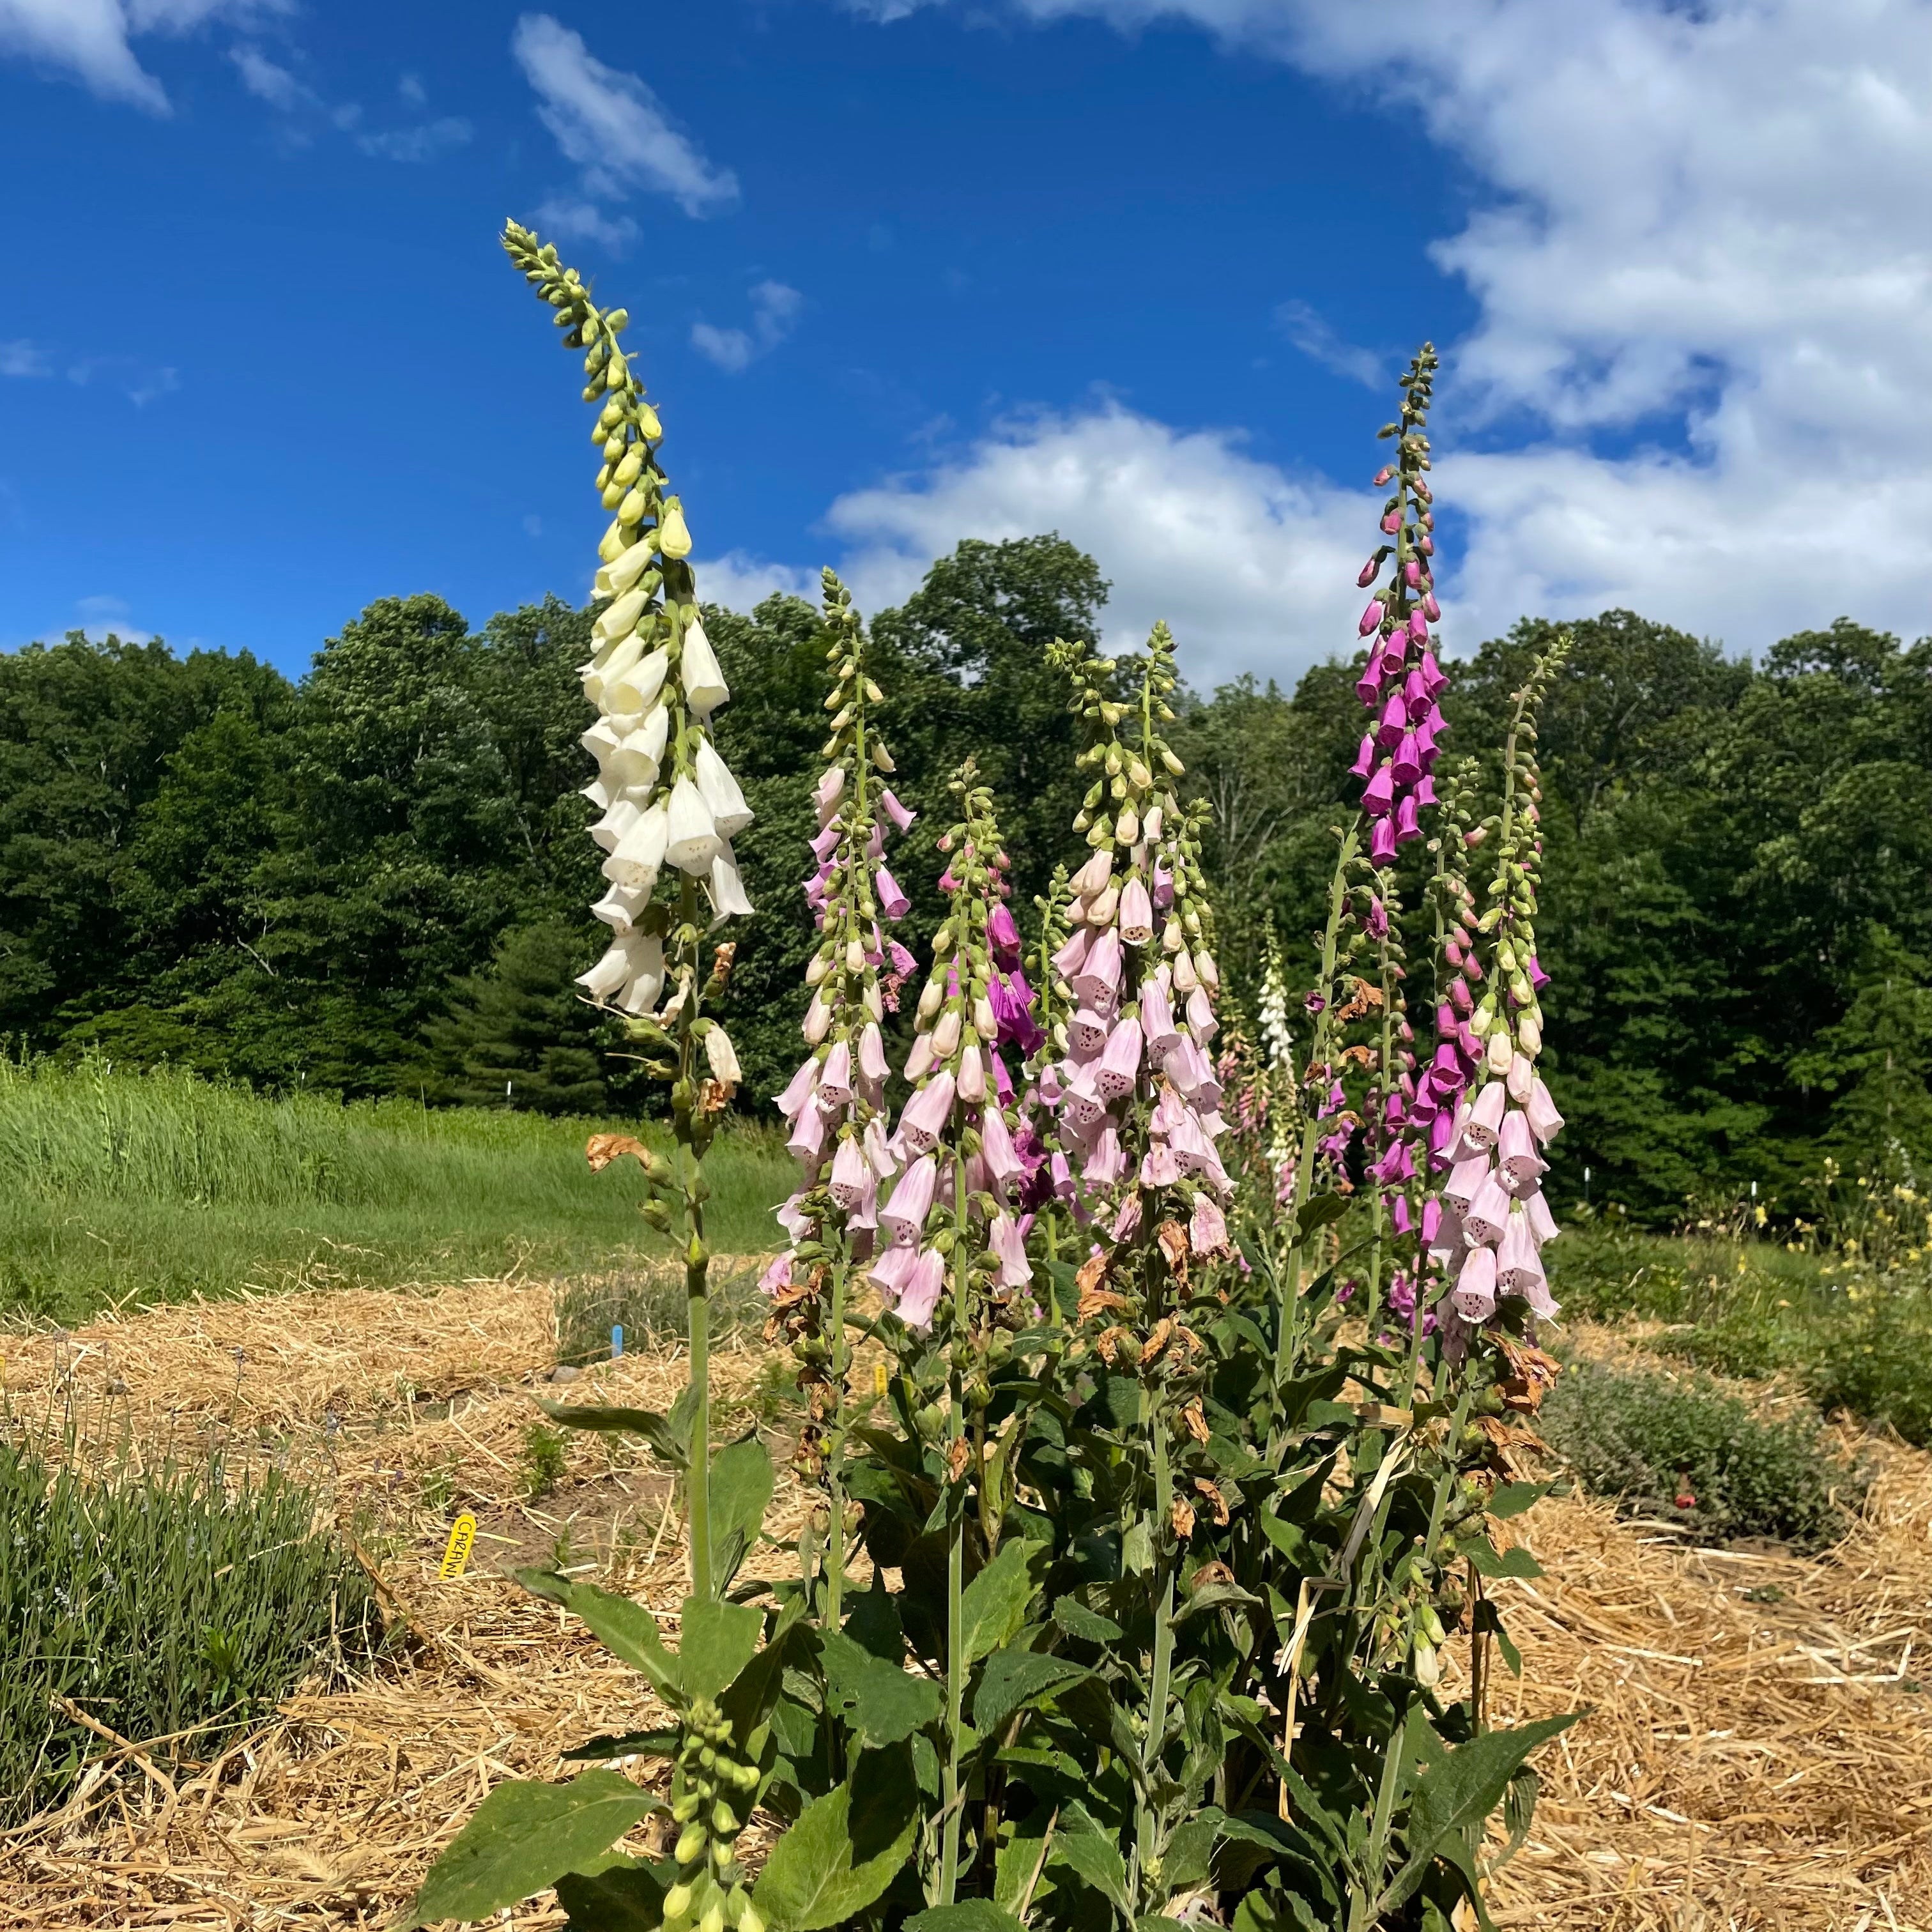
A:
[0, 1058, 795, 1326]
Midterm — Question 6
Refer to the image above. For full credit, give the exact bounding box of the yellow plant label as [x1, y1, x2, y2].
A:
[440, 1511, 477, 1580]
[873, 1361, 889, 1399]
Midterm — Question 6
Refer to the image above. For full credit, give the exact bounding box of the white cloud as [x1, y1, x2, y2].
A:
[849, 0, 1932, 658]
[694, 550, 821, 615]
[356, 116, 471, 163]
[397, 71, 425, 104]
[1274, 300, 1381, 389]
[691, 280, 803, 372]
[0, 339, 49, 377]
[512, 13, 739, 226]
[0, 0, 283, 113]
[74, 594, 152, 644]
[229, 42, 303, 109]
[817, 402, 1372, 690]
[532, 196, 641, 252]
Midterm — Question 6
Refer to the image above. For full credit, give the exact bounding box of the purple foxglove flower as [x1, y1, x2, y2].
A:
[850, 1171, 879, 1236]
[1528, 954, 1551, 992]
[1420, 532, 1434, 554]
[1383, 1089, 1407, 1130]
[1318, 1128, 1353, 1162]
[1118, 877, 1154, 947]
[1451, 979, 1473, 1016]
[1362, 763, 1396, 817]
[1420, 1197, 1443, 1244]
[830, 1136, 870, 1211]
[1349, 732, 1376, 779]
[879, 786, 916, 833]
[1190, 1193, 1229, 1257]
[1524, 1077, 1563, 1144]
[1395, 792, 1421, 842]
[1357, 556, 1381, 588]
[787, 1101, 827, 1169]
[1444, 1153, 1491, 1211]
[1422, 592, 1441, 622]
[985, 902, 1022, 969]
[1052, 925, 1092, 981]
[1419, 648, 1445, 695]
[884, 939, 914, 978]
[1466, 1081, 1506, 1147]
[815, 765, 845, 826]
[1050, 1150, 1074, 1203]
[1085, 1121, 1128, 1184]
[1095, 1014, 1144, 1099]
[1464, 1173, 1512, 1246]
[1073, 930, 1123, 1016]
[776, 1057, 820, 1119]
[900, 1071, 956, 1156]
[937, 868, 958, 893]
[1389, 1192, 1413, 1234]
[993, 1053, 1016, 1105]
[1355, 671, 1383, 709]
[1141, 1141, 1181, 1188]
[866, 824, 885, 863]
[1415, 775, 1438, 806]
[875, 866, 910, 921]
[882, 1154, 937, 1248]
[1370, 817, 1397, 863]
[1524, 1188, 1560, 1243]
[1359, 599, 1386, 636]
[1451, 1245, 1498, 1322]
[1366, 895, 1390, 940]
[1372, 1140, 1414, 1184]
[1428, 1107, 1462, 1160]
[819, 1039, 855, 1111]
[1152, 862, 1175, 910]
[931, 1007, 963, 1059]
[1381, 509, 1402, 535]
[1379, 635, 1409, 677]
[1429, 1200, 1465, 1266]
[1392, 732, 1422, 786]
[957, 1043, 987, 1103]
[1068, 1007, 1109, 1057]
[1435, 1005, 1458, 1041]
[1497, 1109, 1546, 1190]
[776, 1188, 813, 1242]
[1405, 558, 1422, 586]
[1387, 1268, 1416, 1320]
[1402, 667, 1430, 710]
[1069, 850, 1115, 897]
[897, 1247, 946, 1330]
[759, 1252, 793, 1298]
[1377, 691, 1408, 746]
[1062, 1066, 1107, 1128]
[810, 822, 841, 863]
[1407, 609, 1427, 643]
[990, 1212, 1032, 1289]
[1151, 1084, 1189, 1140]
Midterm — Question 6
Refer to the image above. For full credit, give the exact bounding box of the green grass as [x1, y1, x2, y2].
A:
[0, 1436, 384, 1823]
[0, 1057, 794, 1326]
[1538, 1359, 1868, 1550]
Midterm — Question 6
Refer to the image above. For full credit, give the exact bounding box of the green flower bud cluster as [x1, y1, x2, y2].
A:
[663, 1696, 763, 1932]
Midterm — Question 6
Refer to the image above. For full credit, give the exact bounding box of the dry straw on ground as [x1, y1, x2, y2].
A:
[3, 1280, 1931, 1929]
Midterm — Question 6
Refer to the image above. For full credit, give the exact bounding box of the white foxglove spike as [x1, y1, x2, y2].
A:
[694, 738, 753, 838]
[664, 776, 721, 874]
[605, 799, 668, 889]
[681, 617, 729, 717]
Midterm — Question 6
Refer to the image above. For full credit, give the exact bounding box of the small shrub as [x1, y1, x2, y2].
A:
[0, 1438, 383, 1823]
[1804, 1278, 1932, 1447]
[1538, 1360, 1867, 1550]
[521, 1422, 568, 1498]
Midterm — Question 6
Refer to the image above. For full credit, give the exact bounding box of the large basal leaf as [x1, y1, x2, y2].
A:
[710, 1436, 775, 1584]
[958, 1539, 1040, 1666]
[555, 1859, 677, 1929]
[971, 1648, 1090, 1740]
[518, 1571, 680, 1701]
[819, 1627, 942, 1747]
[678, 1595, 764, 1701]
[905, 1905, 1023, 1932]
[1376, 1712, 1580, 1915]
[753, 1747, 919, 1931]
[401, 1772, 653, 1928]
[1048, 1812, 1130, 1916]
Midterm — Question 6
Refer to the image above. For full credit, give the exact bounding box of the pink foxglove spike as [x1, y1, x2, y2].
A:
[1524, 1076, 1564, 1144]
[1466, 1082, 1506, 1146]
[1463, 1173, 1512, 1247]
[896, 1248, 946, 1330]
[818, 1039, 854, 1111]
[1095, 1014, 1144, 1100]
[898, 1071, 957, 1156]
[1496, 1110, 1547, 1190]
[1451, 1245, 1499, 1323]
[829, 1137, 870, 1211]
[881, 1154, 937, 1248]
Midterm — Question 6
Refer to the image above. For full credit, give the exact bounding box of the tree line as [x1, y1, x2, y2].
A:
[2, 535, 1927, 1217]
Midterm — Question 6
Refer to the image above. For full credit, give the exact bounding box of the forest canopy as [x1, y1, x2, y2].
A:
[3, 535, 1928, 1218]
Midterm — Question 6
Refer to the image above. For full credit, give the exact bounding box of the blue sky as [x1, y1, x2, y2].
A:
[3, 1, 1928, 688]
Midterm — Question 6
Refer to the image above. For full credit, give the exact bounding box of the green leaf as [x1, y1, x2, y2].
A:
[1462, 1538, 1543, 1580]
[1473, 1598, 1522, 1677]
[401, 1772, 652, 1929]
[1485, 1480, 1547, 1520]
[555, 1859, 677, 1929]
[753, 1748, 919, 1931]
[972, 1650, 1090, 1739]
[710, 1436, 774, 1584]
[958, 1540, 1039, 1666]
[905, 1906, 1023, 1932]
[535, 1384, 694, 1471]
[563, 1728, 681, 1761]
[1377, 1712, 1581, 1915]
[1294, 1192, 1348, 1237]
[1052, 1595, 1123, 1643]
[819, 1627, 942, 1746]
[1049, 1818, 1130, 1915]
[1172, 1579, 1261, 1624]
[519, 1571, 679, 1699]
[678, 1595, 763, 1701]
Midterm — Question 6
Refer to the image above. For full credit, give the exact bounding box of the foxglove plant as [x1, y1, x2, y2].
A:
[1257, 924, 1298, 1170]
[763, 569, 914, 1626]
[1432, 642, 1571, 1337]
[1348, 344, 1448, 866]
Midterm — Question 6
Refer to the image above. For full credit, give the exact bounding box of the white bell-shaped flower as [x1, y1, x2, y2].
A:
[609, 721, 663, 792]
[680, 617, 729, 717]
[578, 927, 661, 1002]
[664, 774, 721, 875]
[594, 585, 648, 643]
[581, 718, 621, 763]
[605, 645, 668, 717]
[617, 933, 666, 1013]
[592, 882, 648, 932]
[592, 532, 657, 600]
[709, 843, 754, 917]
[694, 737, 753, 838]
[590, 797, 641, 854]
[604, 799, 668, 890]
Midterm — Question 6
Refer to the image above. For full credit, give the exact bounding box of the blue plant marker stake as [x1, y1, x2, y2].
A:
[611, 1322, 624, 1360]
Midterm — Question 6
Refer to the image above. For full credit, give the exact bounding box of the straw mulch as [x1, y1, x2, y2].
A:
[3, 1282, 1931, 1929]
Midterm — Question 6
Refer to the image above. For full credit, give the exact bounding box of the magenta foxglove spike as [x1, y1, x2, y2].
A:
[1451, 1245, 1498, 1322]
[897, 1248, 946, 1330]
[881, 1154, 937, 1248]
[878, 786, 916, 833]
[1359, 598, 1386, 636]
[899, 1070, 957, 1156]
[1349, 732, 1376, 779]
[829, 1137, 870, 1211]
[1361, 763, 1396, 816]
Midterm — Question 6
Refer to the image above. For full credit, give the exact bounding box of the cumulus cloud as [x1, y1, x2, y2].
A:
[0, 0, 284, 113]
[848, 0, 1932, 658]
[693, 550, 822, 615]
[691, 281, 804, 372]
[512, 13, 739, 227]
